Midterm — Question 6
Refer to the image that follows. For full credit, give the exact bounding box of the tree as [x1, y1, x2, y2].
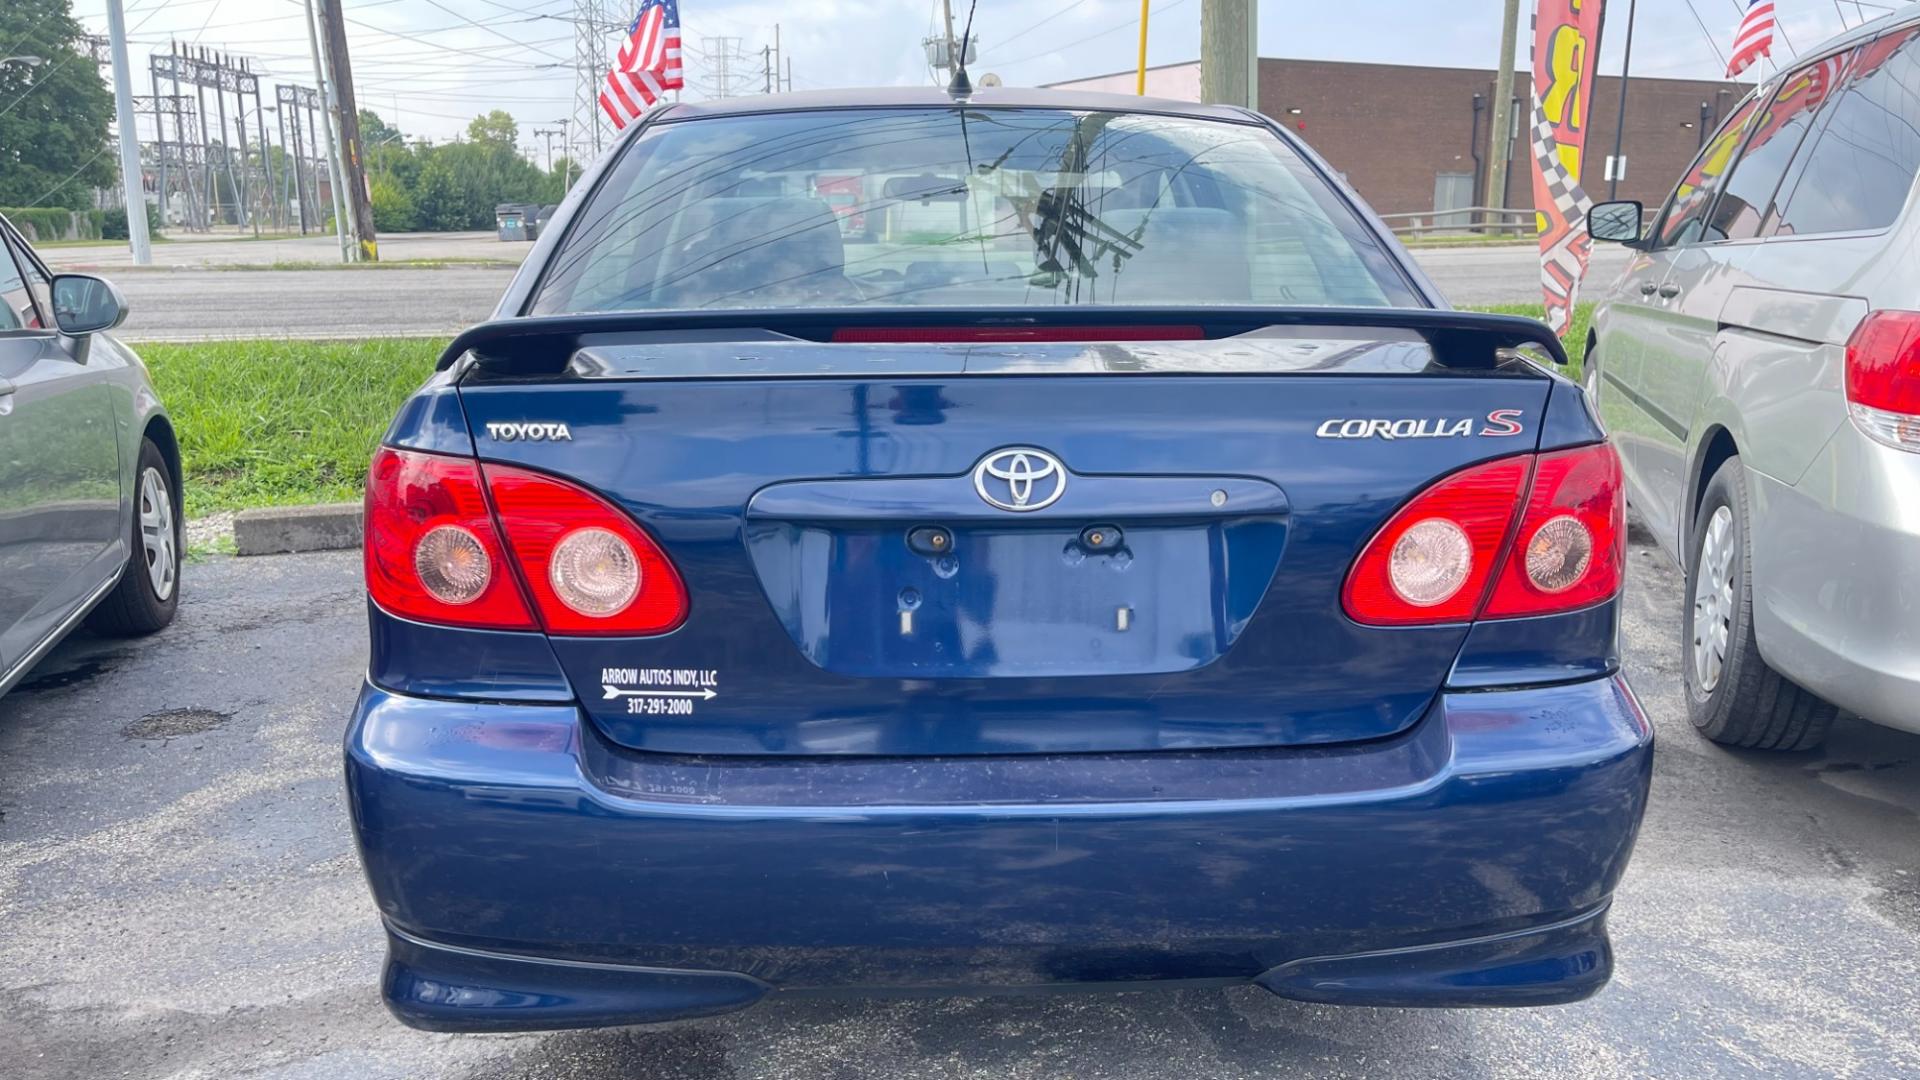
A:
[0, 0, 116, 210]
[368, 175, 416, 232]
[358, 109, 402, 147]
[466, 110, 518, 147]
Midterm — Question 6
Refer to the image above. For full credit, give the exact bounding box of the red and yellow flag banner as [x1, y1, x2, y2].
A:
[1529, 0, 1606, 335]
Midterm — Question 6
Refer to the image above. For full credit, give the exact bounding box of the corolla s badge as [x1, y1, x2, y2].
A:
[1315, 410, 1525, 441]
[974, 448, 1068, 512]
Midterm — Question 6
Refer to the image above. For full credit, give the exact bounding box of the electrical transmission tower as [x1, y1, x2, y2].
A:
[696, 37, 750, 99]
[571, 0, 614, 166]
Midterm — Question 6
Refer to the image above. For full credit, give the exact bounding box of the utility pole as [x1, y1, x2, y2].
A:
[925, 2, 971, 80]
[1485, 0, 1521, 218]
[774, 23, 781, 90]
[303, 0, 349, 261]
[1199, 0, 1258, 109]
[103, 0, 151, 264]
[317, 0, 378, 261]
[1607, 0, 1638, 201]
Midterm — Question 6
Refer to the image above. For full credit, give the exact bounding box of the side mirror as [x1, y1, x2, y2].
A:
[1588, 201, 1646, 245]
[50, 273, 129, 337]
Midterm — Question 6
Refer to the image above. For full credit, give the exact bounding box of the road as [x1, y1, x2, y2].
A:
[47, 238, 1635, 341]
[3, 532, 1917, 1079]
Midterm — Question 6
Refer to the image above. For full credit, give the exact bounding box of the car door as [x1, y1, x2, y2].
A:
[1599, 94, 1761, 548]
[1618, 94, 1765, 556]
[0, 224, 125, 675]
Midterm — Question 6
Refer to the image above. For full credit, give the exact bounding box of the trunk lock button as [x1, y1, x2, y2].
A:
[907, 526, 954, 556]
[1080, 525, 1124, 552]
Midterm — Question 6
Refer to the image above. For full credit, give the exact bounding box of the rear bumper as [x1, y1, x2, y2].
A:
[1748, 432, 1920, 732]
[345, 674, 1653, 1032]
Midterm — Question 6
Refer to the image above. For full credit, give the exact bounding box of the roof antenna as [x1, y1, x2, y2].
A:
[948, 0, 980, 99]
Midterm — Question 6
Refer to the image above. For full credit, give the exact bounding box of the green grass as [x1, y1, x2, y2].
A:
[136, 303, 1594, 519]
[32, 234, 175, 249]
[139, 337, 444, 514]
[1469, 302, 1593, 379]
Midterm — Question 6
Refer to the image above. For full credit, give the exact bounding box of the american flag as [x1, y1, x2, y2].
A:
[1727, 0, 1777, 77]
[599, 0, 683, 129]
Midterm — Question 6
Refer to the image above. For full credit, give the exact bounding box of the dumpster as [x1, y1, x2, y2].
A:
[495, 203, 539, 242]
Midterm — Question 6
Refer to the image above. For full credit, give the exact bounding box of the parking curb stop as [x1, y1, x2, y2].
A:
[234, 502, 363, 556]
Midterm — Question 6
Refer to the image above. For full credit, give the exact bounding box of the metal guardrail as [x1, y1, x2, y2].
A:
[1381, 205, 1659, 239]
[1379, 207, 1536, 238]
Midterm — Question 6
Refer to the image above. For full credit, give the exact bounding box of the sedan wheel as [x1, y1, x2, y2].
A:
[140, 466, 179, 601]
[1690, 505, 1734, 693]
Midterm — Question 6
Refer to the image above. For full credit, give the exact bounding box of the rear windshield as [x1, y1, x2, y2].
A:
[530, 107, 1421, 314]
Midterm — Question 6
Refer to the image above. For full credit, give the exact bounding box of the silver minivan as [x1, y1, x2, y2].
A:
[1587, 10, 1920, 750]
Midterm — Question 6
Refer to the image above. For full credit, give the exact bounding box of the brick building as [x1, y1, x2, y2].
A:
[1047, 58, 1752, 221]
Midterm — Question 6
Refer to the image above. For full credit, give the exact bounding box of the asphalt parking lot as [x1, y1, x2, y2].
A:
[3, 527, 1918, 1080]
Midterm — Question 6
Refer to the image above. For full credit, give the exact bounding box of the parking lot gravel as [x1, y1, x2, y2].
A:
[3, 527, 1917, 1080]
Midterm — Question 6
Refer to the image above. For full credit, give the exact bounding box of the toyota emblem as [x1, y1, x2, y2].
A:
[973, 448, 1068, 512]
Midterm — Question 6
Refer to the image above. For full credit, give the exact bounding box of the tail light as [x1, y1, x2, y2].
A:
[1343, 442, 1625, 626]
[1845, 310, 1920, 452]
[484, 464, 689, 635]
[365, 447, 688, 636]
[365, 448, 535, 630]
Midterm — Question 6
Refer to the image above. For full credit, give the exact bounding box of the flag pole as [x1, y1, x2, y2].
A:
[1136, 0, 1150, 94]
[1608, 0, 1637, 201]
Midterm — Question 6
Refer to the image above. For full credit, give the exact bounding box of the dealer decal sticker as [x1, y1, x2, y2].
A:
[601, 667, 720, 715]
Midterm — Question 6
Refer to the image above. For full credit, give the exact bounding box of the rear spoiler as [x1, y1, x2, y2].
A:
[438, 307, 1571, 375]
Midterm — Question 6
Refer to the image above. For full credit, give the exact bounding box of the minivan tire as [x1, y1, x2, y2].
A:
[1682, 456, 1836, 751]
[88, 438, 181, 637]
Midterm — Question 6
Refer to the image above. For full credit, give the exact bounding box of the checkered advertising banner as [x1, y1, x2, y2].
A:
[1530, 0, 1608, 335]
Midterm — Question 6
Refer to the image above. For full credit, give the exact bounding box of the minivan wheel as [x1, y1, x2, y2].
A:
[87, 438, 182, 637]
[1681, 456, 1835, 751]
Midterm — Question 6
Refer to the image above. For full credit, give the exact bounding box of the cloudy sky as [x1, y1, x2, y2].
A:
[64, 0, 1902, 152]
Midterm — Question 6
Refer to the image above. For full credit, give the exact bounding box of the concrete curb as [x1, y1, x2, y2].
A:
[233, 502, 362, 556]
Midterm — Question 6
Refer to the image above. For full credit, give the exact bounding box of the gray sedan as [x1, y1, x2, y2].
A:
[1585, 8, 1920, 749]
[0, 213, 182, 696]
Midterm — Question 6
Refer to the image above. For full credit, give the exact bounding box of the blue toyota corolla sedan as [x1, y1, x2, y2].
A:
[345, 88, 1652, 1032]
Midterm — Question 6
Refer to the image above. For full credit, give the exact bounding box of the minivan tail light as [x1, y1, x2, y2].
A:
[483, 464, 689, 636]
[365, 447, 536, 630]
[1343, 442, 1625, 627]
[1845, 310, 1920, 451]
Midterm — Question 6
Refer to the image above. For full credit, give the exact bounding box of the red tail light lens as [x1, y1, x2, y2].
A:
[1482, 443, 1625, 618]
[1343, 442, 1625, 626]
[1845, 310, 1920, 451]
[365, 447, 535, 630]
[365, 448, 688, 635]
[483, 464, 689, 636]
[1342, 456, 1531, 625]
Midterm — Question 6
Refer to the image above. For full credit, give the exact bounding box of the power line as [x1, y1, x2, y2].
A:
[991, 0, 1193, 69]
[410, 0, 572, 63]
[994, 0, 1093, 47]
[0, 0, 170, 119]
[1681, 0, 1732, 74]
[21, 144, 111, 208]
